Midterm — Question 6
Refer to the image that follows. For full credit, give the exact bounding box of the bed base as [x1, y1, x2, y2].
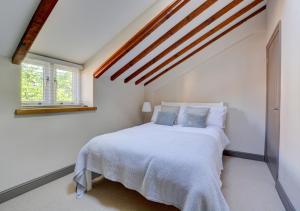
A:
[85, 170, 101, 192]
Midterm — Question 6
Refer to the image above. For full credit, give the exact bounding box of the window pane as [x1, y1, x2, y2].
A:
[56, 69, 73, 103]
[21, 63, 44, 103]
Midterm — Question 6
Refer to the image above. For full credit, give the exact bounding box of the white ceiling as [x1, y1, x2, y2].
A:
[0, 0, 266, 82]
[0, 0, 40, 57]
[0, 0, 156, 64]
[30, 0, 157, 64]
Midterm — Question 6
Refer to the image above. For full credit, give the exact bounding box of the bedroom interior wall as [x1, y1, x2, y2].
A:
[0, 0, 177, 193]
[0, 55, 144, 192]
[266, 0, 300, 209]
[0, 0, 174, 193]
[145, 12, 267, 155]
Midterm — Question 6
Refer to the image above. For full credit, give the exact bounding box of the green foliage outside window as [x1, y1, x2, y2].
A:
[21, 63, 44, 103]
[56, 69, 73, 102]
[21, 61, 77, 105]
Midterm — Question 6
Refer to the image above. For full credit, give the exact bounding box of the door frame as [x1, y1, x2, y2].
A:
[264, 21, 281, 180]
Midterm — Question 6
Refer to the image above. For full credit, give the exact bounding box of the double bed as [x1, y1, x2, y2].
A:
[74, 102, 230, 211]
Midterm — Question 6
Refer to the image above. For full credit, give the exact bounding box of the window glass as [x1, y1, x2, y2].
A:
[20, 56, 80, 106]
[21, 63, 44, 103]
[55, 69, 74, 103]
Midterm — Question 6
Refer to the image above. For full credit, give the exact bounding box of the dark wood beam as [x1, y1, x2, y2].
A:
[144, 5, 267, 86]
[126, 0, 243, 83]
[12, 0, 58, 64]
[136, 0, 262, 85]
[110, 0, 217, 81]
[93, 0, 190, 78]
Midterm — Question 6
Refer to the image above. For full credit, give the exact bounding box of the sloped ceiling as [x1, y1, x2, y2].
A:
[2, 0, 266, 86]
[146, 11, 267, 90]
[30, 0, 157, 64]
[94, 0, 266, 86]
[0, 0, 157, 63]
[0, 0, 40, 57]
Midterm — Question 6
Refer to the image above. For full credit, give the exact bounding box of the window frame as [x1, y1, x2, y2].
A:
[53, 64, 80, 105]
[21, 58, 50, 106]
[21, 54, 82, 107]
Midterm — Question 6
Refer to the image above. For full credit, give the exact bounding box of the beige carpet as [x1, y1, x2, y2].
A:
[0, 157, 285, 211]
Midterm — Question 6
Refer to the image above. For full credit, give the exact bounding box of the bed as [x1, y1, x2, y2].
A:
[74, 102, 230, 211]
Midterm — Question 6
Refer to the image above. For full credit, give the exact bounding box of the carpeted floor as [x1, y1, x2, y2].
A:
[0, 156, 285, 211]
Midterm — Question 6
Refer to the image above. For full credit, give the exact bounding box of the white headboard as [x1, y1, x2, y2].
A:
[161, 101, 225, 107]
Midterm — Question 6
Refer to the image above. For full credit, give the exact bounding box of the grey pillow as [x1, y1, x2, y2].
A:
[155, 111, 177, 126]
[161, 105, 180, 123]
[161, 105, 180, 115]
[182, 107, 209, 128]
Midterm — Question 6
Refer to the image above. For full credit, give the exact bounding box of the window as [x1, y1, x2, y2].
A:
[21, 55, 81, 106]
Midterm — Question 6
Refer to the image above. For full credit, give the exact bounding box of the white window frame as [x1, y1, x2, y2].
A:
[53, 64, 80, 105]
[21, 54, 83, 107]
[21, 59, 50, 106]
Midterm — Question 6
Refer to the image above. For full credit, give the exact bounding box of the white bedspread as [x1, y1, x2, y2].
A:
[74, 123, 230, 211]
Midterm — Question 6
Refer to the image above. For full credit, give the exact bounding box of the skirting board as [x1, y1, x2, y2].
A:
[276, 180, 296, 211]
[0, 164, 75, 204]
[223, 150, 265, 161]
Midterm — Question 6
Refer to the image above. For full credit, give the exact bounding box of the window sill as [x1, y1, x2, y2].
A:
[15, 106, 97, 115]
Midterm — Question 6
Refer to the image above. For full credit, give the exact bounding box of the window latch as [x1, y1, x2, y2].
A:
[45, 76, 50, 85]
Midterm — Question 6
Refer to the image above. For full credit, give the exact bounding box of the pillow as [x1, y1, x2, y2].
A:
[178, 106, 227, 128]
[151, 105, 161, 122]
[161, 101, 224, 108]
[182, 107, 209, 128]
[155, 111, 177, 126]
[161, 105, 180, 123]
[182, 113, 208, 128]
[184, 106, 209, 115]
[161, 105, 180, 114]
[207, 106, 227, 128]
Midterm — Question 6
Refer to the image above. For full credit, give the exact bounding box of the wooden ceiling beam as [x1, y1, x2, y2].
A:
[110, 0, 217, 81]
[136, 0, 259, 85]
[126, 0, 243, 83]
[93, 0, 190, 78]
[144, 5, 266, 86]
[12, 0, 58, 64]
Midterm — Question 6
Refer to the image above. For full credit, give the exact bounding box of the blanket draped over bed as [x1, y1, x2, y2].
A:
[74, 123, 230, 211]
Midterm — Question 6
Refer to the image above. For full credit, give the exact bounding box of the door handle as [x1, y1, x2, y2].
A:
[272, 108, 280, 110]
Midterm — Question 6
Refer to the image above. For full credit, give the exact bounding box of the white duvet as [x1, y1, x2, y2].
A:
[74, 123, 230, 211]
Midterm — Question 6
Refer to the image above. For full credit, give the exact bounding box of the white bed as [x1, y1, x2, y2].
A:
[74, 118, 230, 210]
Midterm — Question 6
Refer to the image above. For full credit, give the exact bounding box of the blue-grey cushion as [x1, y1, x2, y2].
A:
[161, 105, 180, 114]
[161, 105, 180, 124]
[182, 107, 209, 128]
[155, 111, 177, 126]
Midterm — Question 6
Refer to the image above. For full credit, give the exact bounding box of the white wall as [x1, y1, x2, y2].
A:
[0, 55, 144, 192]
[267, 0, 300, 209]
[145, 12, 267, 155]
[0, 0, 172, 192]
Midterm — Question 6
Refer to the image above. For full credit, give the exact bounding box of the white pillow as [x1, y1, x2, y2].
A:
[151, 105, 161, 122]
[161, 101, 224, 107]
[207, 106, 227, 128]
[178, 106, 227, 128]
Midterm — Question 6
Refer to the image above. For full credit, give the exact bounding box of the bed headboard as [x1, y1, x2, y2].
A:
[161, 102, 225, 107]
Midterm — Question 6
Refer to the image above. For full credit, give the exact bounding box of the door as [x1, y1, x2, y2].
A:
[265, 23, 281, 180]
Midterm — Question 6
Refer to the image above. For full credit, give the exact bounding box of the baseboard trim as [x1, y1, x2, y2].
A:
[276, 180, 296, 211]
[223, 150, 265, 161]
[0, 164, 75, 204]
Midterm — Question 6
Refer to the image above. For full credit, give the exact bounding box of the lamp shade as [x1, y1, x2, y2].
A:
[142, 102, 152, 112]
